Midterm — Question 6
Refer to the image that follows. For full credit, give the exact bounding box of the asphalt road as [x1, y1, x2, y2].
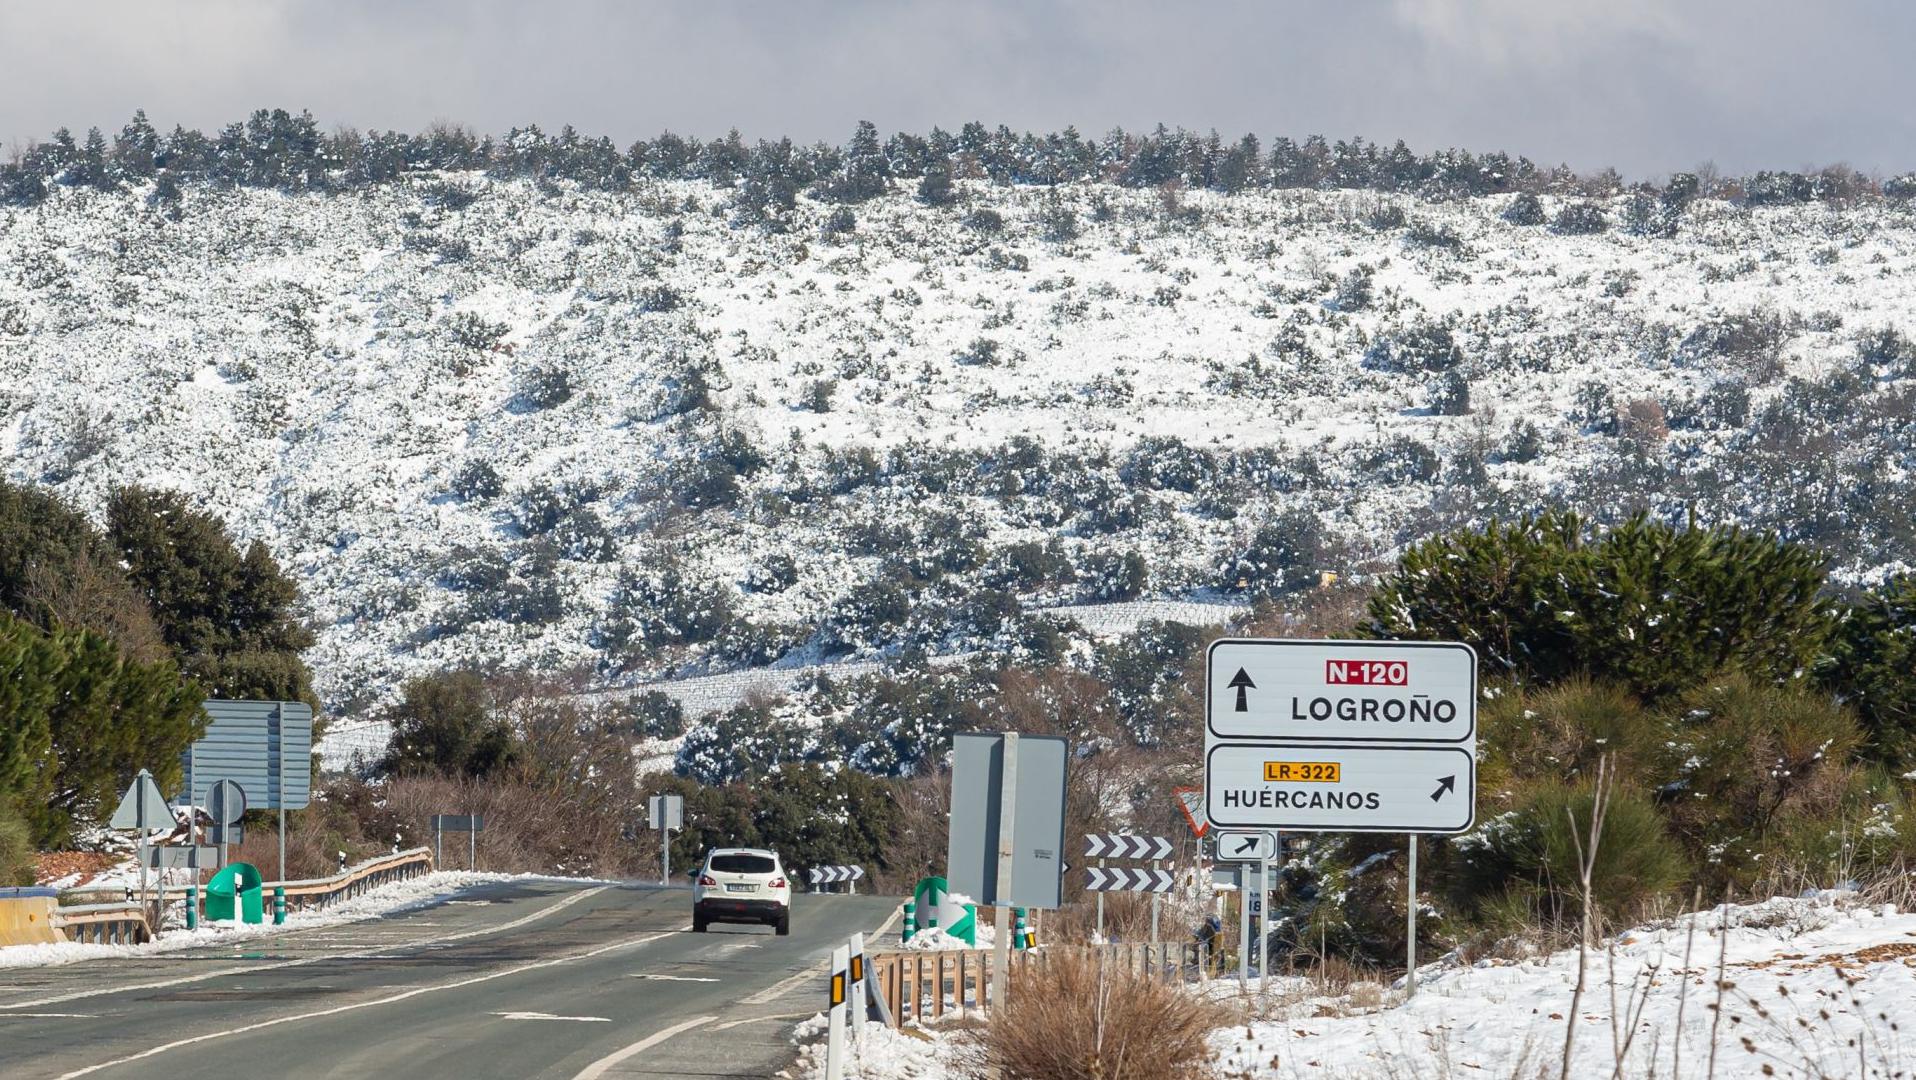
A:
[0, 879, 899, 1080]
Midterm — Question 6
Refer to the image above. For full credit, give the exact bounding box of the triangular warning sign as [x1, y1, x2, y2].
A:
[109, 769, 174, 832]
[1174, 787, 1208, 839]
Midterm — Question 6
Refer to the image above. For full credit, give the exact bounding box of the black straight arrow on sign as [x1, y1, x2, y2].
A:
[1228, 668, 1256, 712]
[1430, 775, 1457, 802]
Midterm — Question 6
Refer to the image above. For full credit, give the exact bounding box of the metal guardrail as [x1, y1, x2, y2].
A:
[274, 847, 435, 912]
[49, 847, 438, 944]
[52, 903, 153, 945]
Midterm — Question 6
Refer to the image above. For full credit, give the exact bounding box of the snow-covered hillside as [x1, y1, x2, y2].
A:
[3, 177, 1914, 710]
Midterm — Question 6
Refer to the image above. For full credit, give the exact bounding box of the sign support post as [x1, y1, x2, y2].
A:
[469, 811, 477, 871]
[1257, 853, 1271, 988]
[1149, 857, 1161, 946]
[990, 733, 1018, 1011]
[1237, 862, 1250, 990]
[1095, 855, 1105, 940]
[1406, 835, 1418, 998]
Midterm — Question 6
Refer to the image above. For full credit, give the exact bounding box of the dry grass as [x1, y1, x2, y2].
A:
[958, 951, 1222, 1079]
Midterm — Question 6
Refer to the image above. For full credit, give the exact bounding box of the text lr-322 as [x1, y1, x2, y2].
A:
[1263, 761, 1340, 782]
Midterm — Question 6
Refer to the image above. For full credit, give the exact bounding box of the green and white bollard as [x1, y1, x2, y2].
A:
[1013, 908, 1028, 951]
[185, 883, 198, 931]
[902, 901, 915, 944]
[273, 886, 287, 926]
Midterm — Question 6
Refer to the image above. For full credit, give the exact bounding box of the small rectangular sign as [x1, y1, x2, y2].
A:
[144, 845, 221, 869]
[1263, 761, 1340, 783]
[431, 814, 484, 832]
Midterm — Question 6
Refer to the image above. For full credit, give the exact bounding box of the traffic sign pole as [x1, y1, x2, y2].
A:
[990, 733, 1019, 1011]
[1095, 856, 1105, 939]
[1149, 857, 1161, 946]
[1406, 835, 1418, 998]
[1236, 862, 1250, 990]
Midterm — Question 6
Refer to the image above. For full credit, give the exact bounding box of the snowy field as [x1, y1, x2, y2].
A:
[789, 892, 1916, 1079]
[4, 178, 1913, 718]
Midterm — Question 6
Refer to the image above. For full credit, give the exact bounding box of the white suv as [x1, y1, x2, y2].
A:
[692, 848, 791, 935]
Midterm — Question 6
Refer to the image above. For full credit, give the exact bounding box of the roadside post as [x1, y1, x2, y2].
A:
[848, 931, 868, 1040]
[826, 943, 849, 1080]
[902, 901, 915, 943]
[431, 815, 484, 870]
[648, 794, 684, 885]
[273, 885, 287, 925]
[1203, 639, 1478, 999]
[948, 731, 1068, 1012]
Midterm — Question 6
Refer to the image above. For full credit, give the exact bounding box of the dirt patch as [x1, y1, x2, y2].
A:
[35, 851, 119, 886]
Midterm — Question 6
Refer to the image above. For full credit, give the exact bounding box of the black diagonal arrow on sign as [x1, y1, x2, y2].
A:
[1430, 776, 1456, 803]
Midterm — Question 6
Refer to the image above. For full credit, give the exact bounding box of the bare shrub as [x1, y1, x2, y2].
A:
[958, 951, 1221, 1079]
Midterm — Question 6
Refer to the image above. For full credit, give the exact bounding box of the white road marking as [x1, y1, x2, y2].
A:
[53, 929, 677, 1079]
[570, 1014, 717, 1080]
[628, 974, 720, 982]
[3, 885, 611, 1012]
[740, 966, 821, 1006]
[492, 1011, 610, 1022]
[712, 1011, 813, 1031]
[0, 1013, 99, 1019]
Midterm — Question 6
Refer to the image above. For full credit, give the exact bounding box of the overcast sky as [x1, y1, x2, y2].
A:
[3, 1, 1911, 179]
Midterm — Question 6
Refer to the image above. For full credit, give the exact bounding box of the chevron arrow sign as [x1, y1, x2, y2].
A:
[1083, 834, 1173, 860]
[809, 865, 866, 884]
[1083, 867, 1175, 893]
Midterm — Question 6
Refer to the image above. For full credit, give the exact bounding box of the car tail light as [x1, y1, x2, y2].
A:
[697, 874, 717, 887]
[769, 878, 786, 889]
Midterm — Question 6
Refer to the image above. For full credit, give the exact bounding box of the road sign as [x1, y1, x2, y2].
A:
[181, 700, 313, 811]
[431, 815, 484, 832]
[1214, 829, 1276, 862]
[1084, 867, 1174, 893]
[144, 845, 222, 869]
[809, 866, 865, 885]
[1207, 743, 1473, 832]
[1203, 639, 1478, 835]
[209, 779, 247, 825]
[110, 770, 175, 832]
[1082, 834, 1172, 860]
[648, 795, 683, 830]
[948, 732, 1068, 910]
[1174, 787, 1208, 838]
[1206, 639, 1475, 745]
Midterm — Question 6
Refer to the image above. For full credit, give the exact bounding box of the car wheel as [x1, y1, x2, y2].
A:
[693, 915, 709, 933]
[775, 913, 790, 936]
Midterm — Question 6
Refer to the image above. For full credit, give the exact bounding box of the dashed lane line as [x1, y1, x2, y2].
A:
[54, 929, 679, 1079]
[3, 885, 614, 1012]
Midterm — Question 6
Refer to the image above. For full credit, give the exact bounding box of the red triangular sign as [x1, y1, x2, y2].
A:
[1174, 787, 1208, 839]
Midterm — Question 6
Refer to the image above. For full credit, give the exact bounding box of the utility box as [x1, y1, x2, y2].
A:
[206, 862, 265, 924]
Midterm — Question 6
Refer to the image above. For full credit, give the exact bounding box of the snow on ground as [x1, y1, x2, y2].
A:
[788, 893, 1916, 1079]
[0, 871, 601, 969]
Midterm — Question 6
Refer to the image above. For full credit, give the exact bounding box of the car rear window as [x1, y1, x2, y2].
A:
[710, 854, 777, 874]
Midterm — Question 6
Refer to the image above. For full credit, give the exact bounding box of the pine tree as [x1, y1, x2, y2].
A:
[114, 110, 160, 180]
[106, 487, 316, 705]
[836, 120, 891, 202]
[1823, 576, 1916, 766]
[1366, 513, 1836, 700]
[916, 158, 956, 206]
[380, 670, 515, 778]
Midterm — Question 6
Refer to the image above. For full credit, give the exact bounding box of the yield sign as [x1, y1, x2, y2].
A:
[109, 769, 174, 832]
[1174, 787, 1208, 839]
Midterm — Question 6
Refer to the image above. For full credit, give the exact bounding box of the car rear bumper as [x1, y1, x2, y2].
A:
[696, 897, 787, 921]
